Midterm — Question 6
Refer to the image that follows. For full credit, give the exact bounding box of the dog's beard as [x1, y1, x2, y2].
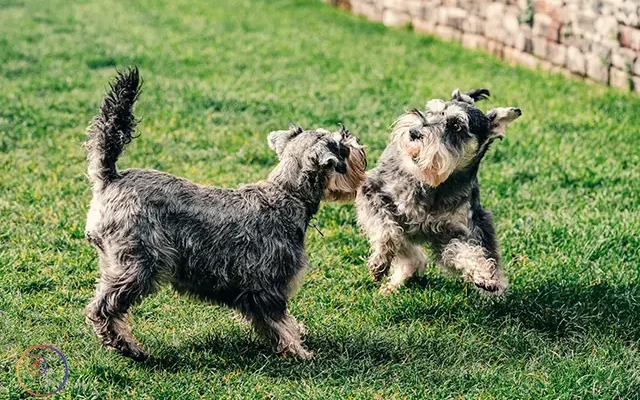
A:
[324, 134, 367, 202]
[394, 113, 460, 187]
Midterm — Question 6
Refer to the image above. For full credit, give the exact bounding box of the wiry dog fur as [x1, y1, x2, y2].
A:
[356, 88, 521, 295]
[84, 68, 366, 360]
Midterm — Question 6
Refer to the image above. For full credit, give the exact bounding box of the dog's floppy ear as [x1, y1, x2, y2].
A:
[451, 88, 491, 104]
[487, 107, 522, 140]
[268, 124, 303, 157]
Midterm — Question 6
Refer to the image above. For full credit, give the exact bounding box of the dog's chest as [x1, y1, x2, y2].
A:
[395, 183, 471, 236]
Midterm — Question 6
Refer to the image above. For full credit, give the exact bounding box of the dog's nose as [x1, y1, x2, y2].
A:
[409, 126, 422, 140]
[513, 108, 522, 116]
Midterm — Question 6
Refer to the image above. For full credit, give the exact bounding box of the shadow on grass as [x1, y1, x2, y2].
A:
[132, 277, 640, 380]
[399, 277, 640, 341]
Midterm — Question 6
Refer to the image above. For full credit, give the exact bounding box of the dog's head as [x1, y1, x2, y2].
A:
[392, 88, 521, 187]
[268, 124, 366, 201]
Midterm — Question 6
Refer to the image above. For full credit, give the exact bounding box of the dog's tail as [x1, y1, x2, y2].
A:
[85, 67, 142, 191]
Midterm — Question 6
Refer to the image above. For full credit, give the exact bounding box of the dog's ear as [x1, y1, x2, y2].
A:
[487, 107, 522, 140]
[268, 124, 303, 157]
[320, 145, 347, 174]
[451, 88, 491, 104]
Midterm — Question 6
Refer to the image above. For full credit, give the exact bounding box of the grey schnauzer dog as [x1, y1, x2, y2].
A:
[356, 89, 521, 295]
[83, 68, 366, 360]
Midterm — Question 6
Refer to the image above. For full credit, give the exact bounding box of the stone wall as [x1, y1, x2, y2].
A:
[323, 0, 640, 92]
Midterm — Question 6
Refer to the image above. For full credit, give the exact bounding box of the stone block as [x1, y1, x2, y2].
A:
[620, 25, 640, 51]
[412, 18, 436, 35]
[515, 29, 533, 53]
[594, 16, 619, 41]
[566, 46, 586, 75]
[585, 53, 609, 83]
[462, 15, 484, 34]
[611, 47, 637, 71]
[610, 67, 631, 90]
[435, 25, 462, 42]
[532, 36, 548, 58]
[486, 40, 505, 58]
[633, 76, 640, 93]
[635, 57, 640, 76]
[461, 33, 487, 50]
[382, 9, 411, 27]
[533, 13, 560, 42]
[547, 41, 567, 66]
[353, 2, 383, 22]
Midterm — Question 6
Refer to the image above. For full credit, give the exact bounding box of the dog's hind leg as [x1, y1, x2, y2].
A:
[241, 292, 312, 360]
[85, 253, 157, 360]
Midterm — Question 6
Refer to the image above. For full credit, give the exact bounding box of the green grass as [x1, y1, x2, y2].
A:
[1, 0, 639, 398]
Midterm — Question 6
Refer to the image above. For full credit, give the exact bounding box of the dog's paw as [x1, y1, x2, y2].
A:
[379, 281, 400, 296]
[297, 349, 314, 360]
[111, 342, 148, 361]
[473, 278, 507, 296]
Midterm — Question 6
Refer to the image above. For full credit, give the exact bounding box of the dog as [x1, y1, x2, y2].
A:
[83, 68, 366, 360]
[356, 88, 521, 295]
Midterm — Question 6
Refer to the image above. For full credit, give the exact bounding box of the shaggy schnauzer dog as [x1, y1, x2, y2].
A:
[84, 68, 366, 360]
[356, 89, 521, 295]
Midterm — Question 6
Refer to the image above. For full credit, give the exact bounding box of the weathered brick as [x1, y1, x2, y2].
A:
[447, 7, 468, 30]
[485, 2, 505, 20]
[412, 18, 436, 35]
[462, 15, 484, 34]
[611, 47, 637, 71]
[633, 76, 640, 93]
[585, 53, 609, 83]
[461, 33, 487, 50]
[503, 11, 520, 34]
[634, 57, 640, 76]
[515, 26, 533, 52]
[486, 39, 505, 58]
[620, 25, 640, 51]
[352, 2, 383, 22]
[382, 9, 411, 27]
[532, 36, 548, 58]
[610, 67, 631, 90]
[435, 25, 462, 42]
[594, 16, 619, 41]
[547, 41, 567, 66]
[566, 46, 586, 75]
[533, 13, 560, 42]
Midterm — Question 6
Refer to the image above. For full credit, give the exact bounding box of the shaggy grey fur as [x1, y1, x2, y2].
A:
[356, 89, 521, 295]
[84, 68, 366, 360]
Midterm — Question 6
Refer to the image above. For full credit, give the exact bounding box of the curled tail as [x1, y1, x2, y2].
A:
[85, 67, 142, 191]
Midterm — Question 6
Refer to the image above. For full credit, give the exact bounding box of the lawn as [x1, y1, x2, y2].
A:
[1, 0, 639, 398]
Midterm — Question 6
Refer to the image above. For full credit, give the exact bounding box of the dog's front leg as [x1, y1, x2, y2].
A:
[437, 237, 507, 295]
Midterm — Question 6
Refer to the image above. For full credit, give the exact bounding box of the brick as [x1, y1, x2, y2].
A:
[611, 47, 637, 71]
[485, 2, 505, 20]
[461, 33, 487, 50]
[352, 2, 382, 22]
[382, 9, 411, 27]
[503, 12, 520, 34]
[635, 58, 640, 76]
[533, 13, 560, 42]
[585, 53, 609, 83]
[486, 40, 504, 58]
[594, 16, 619, 41]
[633, 76, 640, 93]
[406, 0, 425, 20]
[547, 41, 567, 66]
[435, 25, 462, 42]
[610, 67, 631, 90]
[566, 46, 586, 75]
[503, 47, 519, 65]
[620, 25, 640, 51]
[532, 36, 548, 58]
[383, 0, 407, 11]
[517, 51, 540, 69]
[412, 18, 436, 35]
[462, 15, 484, 34]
